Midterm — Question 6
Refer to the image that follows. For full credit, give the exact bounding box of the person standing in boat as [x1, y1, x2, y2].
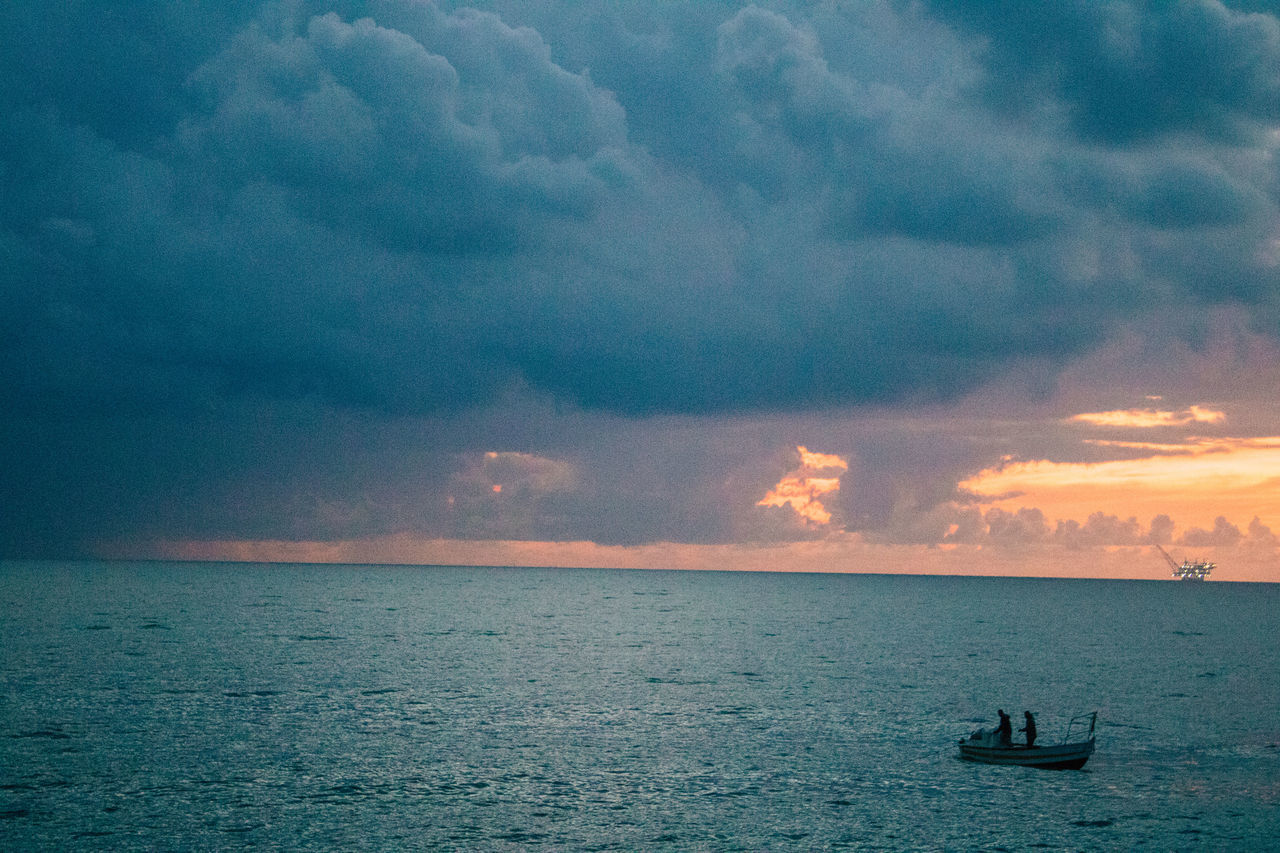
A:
[1019, 711, 1037, 748]
[993, 709, 1012, 745]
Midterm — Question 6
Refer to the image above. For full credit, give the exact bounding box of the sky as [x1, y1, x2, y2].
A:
[3, 0, 1280, 581]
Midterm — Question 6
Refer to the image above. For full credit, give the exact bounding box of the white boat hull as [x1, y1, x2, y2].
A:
[958, 738, 1095, 770]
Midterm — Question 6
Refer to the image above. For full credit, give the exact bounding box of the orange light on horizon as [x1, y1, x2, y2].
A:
[960, 436, 1280, 532]
[123, 532, 1278, 581]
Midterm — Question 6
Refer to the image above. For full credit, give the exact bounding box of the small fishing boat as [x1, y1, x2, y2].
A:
[958, 712, 1096, 770]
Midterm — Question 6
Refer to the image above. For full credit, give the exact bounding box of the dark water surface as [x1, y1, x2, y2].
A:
[2, 561, 1277, 849]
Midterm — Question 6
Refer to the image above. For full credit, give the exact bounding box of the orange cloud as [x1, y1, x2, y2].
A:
[965, 437, 1280, 491]
[960, 437, 1280, 533]
[797, 446, 849, 471]
[757, 445, 848, 526]
[1080, 439, 1205, 453]
[1068, 405, 1226, 428]
[757, 476, 842, 524]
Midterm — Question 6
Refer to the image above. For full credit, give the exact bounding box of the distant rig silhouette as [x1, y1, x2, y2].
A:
[1156, 544, 1214, 581]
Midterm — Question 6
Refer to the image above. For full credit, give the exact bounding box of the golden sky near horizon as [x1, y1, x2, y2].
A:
[130, 407, 1280, 582]
[961, 413, 1280, 534]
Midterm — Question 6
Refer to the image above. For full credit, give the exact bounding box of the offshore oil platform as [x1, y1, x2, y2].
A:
[1156, 544, 1214, 581]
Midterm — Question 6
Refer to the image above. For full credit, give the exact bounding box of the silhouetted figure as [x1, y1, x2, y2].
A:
[993, 709, 1012, 746]
[1020, 711, 1037, 748]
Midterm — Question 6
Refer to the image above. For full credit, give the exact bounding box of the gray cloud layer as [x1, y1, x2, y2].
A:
[3, 1, 1279, 554]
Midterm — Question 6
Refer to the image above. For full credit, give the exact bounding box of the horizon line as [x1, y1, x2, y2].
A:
[0, 555, 1267, 583]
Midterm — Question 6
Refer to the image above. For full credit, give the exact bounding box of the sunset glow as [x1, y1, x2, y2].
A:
[143, 529, 1279, 582]
[11, 6, 1280, 848]
[5, 2, 1280, 584]
[797, 446, 850, 471]
[1069, 406, 1227, 428]
[756, 446, 848, 527]
[961, 436, 1280, 533]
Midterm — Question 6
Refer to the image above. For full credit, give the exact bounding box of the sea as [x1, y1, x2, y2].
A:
[2, 561, 1277, 851]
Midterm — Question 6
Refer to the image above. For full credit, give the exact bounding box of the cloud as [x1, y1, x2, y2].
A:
[756, 445, 848, 527]
[1052, 512, 1144, 549]
[180, 9, 630, 250]
[1246, 516, 1278, 547]
[925, 1, 1280, 145]
[454, 451, 577, 496]
[444, 450, 578, 540]
[5, 0, 1280, 429]
[713, 5, 1061, 246]
[1179, 515, 1244, 548]
[962, 437, 1280, 493]
[954, 434, 1280, 552]
[1069, 405, 1227, 428]
[984, 506, 1051, 546]
[1149, 513, 1177, 545]
[879, 501, 1273, 553]
[4, 1, 1280, 559]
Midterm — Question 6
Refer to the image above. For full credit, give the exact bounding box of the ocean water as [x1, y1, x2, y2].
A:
[1, 561, 1277, 850]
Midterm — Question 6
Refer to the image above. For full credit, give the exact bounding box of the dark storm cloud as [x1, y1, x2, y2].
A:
[3, 0, 1280, 553]
[924, 0, 1280, 144]
[181, 9, 629, 251]
[6, 0, 1280, 420]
